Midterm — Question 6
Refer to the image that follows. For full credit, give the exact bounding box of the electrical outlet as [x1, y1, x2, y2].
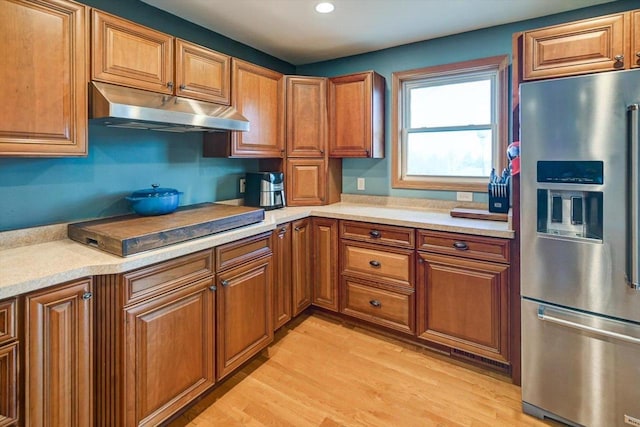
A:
[357, 177, 365, 191]
[239, 178, 246, 194]
[456, 192, 473, 202]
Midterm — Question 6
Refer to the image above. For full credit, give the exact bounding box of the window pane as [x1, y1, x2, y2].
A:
[409, 79, 491, 128]
[406, 130, 492, 177]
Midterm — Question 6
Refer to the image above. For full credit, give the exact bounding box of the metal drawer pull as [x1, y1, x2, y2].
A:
[538, 306, 640, 345]
[369, 230, 381, 238]
[221, 279, 230, 287]
[82, 292, 93, 300]
[209, 285, 217, 291]
[369, 299, 382, 308]
[369, 260, 381, 267]
[453, 241, 468, 250]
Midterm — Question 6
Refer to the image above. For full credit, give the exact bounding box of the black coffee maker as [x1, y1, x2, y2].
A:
[244, 172, 285, 210]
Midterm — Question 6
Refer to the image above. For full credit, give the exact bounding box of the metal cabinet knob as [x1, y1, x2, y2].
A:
[369, 299, 381, 308]
[209, 285, 217, 291]
[221, 279, 229, 287]
[636, 52, 640, 58]
[167, 81, 174, 88]
[294, 226, 302, 232]
[369, 230, 381, 239]
[82, 292, 93, 300]
[179, 84, 186, 90]
[453, 241, 469, 251]
[369, 260, 381, 267]
[615, 54, 624, 63]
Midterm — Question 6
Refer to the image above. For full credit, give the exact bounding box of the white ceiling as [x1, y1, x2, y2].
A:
[141, 0, 616, 65]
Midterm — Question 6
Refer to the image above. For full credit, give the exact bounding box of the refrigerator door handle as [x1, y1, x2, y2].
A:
[628, 104, 639, 290]
[537, 305, 640, 345]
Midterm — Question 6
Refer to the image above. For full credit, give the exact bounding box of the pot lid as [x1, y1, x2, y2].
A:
[130, 184, 179, 198]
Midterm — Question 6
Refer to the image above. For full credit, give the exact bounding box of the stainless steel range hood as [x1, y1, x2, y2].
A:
[89, 81, 249, 132]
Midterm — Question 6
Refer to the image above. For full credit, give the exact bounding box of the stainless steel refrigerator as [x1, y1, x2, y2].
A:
[520, 69, 640, 427]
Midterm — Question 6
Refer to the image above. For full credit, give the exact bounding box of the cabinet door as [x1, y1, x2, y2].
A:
[0, 0, 88, 156]
[92, 10, 174, 94]
[217, 255, 273, 379]
[286, 158, 326, 206]
[292, 218, 312, 316]
[123, 278, 215, 427]
[286, 76, 326, 157]
[25, 278, 93, 427]
[0, 342, 18, 426]
[523, 13, 626, 80]
[230, 59, 284, 157]
[632, 11, 640, 69]
[312, 218, 339, 311]
[328, 71, 385, 158]
[417, 253, 509, 363]
[175, 39, 230, 104]
[272, 224, 292, 330]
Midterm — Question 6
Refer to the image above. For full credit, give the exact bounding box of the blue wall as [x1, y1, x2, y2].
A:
[297, 0, 639, 201]
[0, 0, 294, 231]
[1, 0, 637, 231]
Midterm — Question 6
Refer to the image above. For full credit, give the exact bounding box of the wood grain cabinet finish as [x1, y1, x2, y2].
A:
[123, 278, 215, 427]
[632, 10, 640, 68]
[272, 223, 293, 330]
[92, 10, 174, 94]
[286, 76, 327, 157]
[0, 342, 18, 426]
[341, 241, 414, 289]
[523, 12, 627, 80]
[216, 255, 273, 380]
[291, 219, 312, 316]
[340, 221, 415, 249]
[175, 38, 231, 104]
[341, 277, 414, 334]
[24, 278, 93, 427]
[416, 252, 510, 363]
[286, 158, 326, 206]
[311, 217, 340, 311]
[0, 298, 18, 426]
[0, 0, 88, 157]
[95, 250, 215, 427]
[328, 71, 385, 158]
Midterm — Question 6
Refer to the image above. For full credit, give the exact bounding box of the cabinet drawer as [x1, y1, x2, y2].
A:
[341, 242, 414, 288]
[341, 278, 414, 334]
[417, 230, 510, 264]
[341, 221, 414, 248]
[216, 232, 272, 272]
[123, 250, 214, 305]
[0, 299, 17, 345]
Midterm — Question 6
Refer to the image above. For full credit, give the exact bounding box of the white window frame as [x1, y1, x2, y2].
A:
[391, 55, 509, 192]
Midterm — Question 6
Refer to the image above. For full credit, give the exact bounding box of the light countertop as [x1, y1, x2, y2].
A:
[0, 199, 513, 299]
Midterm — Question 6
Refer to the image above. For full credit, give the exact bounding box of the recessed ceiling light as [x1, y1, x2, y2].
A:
[315, 2, 335, 13]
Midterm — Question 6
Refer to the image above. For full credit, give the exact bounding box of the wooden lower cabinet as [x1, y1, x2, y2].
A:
[416, 252, 510, 363]
[216, 254, 273, 379]
[291, 218, 312, 315]
[272, 223, 293, 330]
[123, 278, 215, 426]
[95, 250, 216, 427]
[311, 217, 340, 311]
[24, 278, 93, 427]
[0, 342, 18, 426]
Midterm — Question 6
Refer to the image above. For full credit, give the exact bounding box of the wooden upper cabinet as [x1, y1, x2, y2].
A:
[523, 13, 627, 80]
[0, 0, 88, 157]
[632, 10, 640, 68]
[175, 38, 231, 104]
[92, 10, 174, 94]
[286, 76, 327, 157]
[328, 71, 385, 158]
[287, 158, 326, 206]
[227, 59, 285, 157]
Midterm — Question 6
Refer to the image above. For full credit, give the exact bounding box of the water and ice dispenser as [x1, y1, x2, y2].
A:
[535, 161, 603, 241]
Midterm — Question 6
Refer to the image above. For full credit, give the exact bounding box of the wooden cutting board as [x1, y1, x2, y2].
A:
[68, 203, 265, 256]
[449, 207, 509, 222]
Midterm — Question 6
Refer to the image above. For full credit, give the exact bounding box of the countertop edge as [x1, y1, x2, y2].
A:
[0, 204, 513, 299]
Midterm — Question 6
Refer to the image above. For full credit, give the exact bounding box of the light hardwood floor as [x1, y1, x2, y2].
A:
[169, 313, 558, 427]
